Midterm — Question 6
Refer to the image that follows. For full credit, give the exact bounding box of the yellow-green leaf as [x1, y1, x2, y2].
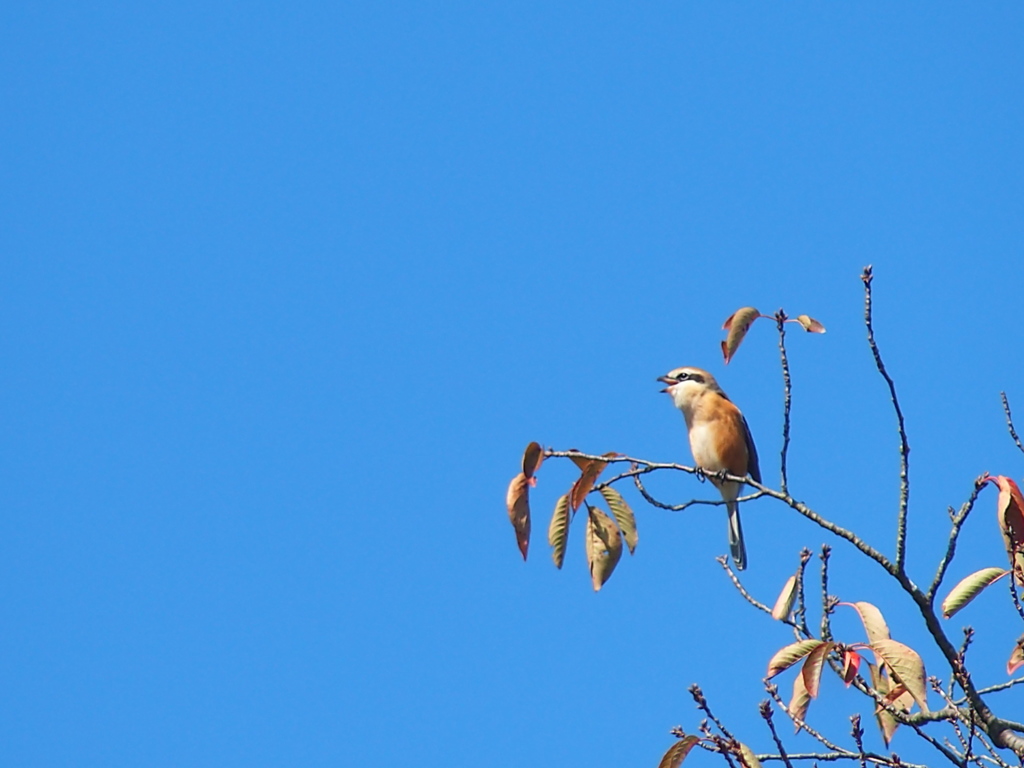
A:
[737, 743, 762, 768]
[871, 639, 927, 712]
[801, 641, 834, 699]
[586, 507, 622, 591]
[721, 306, 762, 365]
[506, 472, 530, 560]
[941, 567, 1009, 618]
[771, 574, 797, 621]
[656, 735, 699, 768]
[599, 486, 638, 554]
[787, 672, 811, 731]
[547, 494, 571, 569]
[847, 601, 891, 645]
[767, 639, 823, 678]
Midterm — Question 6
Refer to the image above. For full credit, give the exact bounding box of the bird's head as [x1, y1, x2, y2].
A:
[657, 366, 721, 411]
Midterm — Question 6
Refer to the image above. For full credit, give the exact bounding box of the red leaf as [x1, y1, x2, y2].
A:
[842, 650, 861, 687]
[1008, 636, 1024, 675]
[505, 473, 531, 560]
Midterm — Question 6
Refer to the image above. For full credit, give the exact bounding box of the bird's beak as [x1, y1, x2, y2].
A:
[656, 375, 674, 393]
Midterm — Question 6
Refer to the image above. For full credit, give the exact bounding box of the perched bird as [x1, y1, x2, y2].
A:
[657, 366, 761, 570]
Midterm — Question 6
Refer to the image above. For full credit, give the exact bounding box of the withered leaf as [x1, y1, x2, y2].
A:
[547, 494, 571, 569]
[599, 486, 638, 554]
[585, 507, 622, 591]
[801, 641, 834, 699]
[866, 662, 900, 746]
[566, 448, 591, 472]
[767, 639, 824, 678]
[794, 314, 826, 333]
[1008, 635, 1024, 675]
[871, 639, 927, 712]
[656, 735, 699, 768]
[721, 306, 762, 365]
[941, 567, 1009, 618]
[986, 476, 1024, 585]
[522, 441, 544, 480]
[770, 574, 797, 621]
[569, 453, 616, 511]
[506, 473, 531, 560]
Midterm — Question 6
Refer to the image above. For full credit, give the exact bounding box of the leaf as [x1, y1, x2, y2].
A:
[721, 306, 762, 364]
[569, 453, 616, 511]
[866, 662, 900, 746]
[599, 486, 638, 554]
[767, 639, 824, 678]
[522, 441, 544, 480]
[941, 567, 1009, 618]
[737, 744, 762, 768]
[547, 494, 571, 569]
[986, 476, 1024, 585]
[842, 650, 861, 687]
[656, 735, 699, 768]
[801, 641, 835, 698]
[1008, 636, 1024, 675]
[794, 314, 826, 333]
[845, 601, 891, 645]
[566, 448, 591, 472]
[771, 574, 797, 621]
[585, 507, 623, 591]
[871, 639, 928, 712]
[787, 671, 811, 730]
[506, 473, 531, 560]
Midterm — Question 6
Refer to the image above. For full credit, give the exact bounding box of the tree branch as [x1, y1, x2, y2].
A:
[999, 392, 1024, 457]
[862, 265, 912, 574]
[776, 309, 793, 494]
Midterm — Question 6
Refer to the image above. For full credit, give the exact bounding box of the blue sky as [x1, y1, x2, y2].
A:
[2, 3, 1023, 766]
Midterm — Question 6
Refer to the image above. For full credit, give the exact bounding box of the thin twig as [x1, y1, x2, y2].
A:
[820, 545, 834, 641]
[776, 309, 793, 494]
[862, 265, 912, 573]
[1008, 575, 1024, 624]
[760, 701, 795, 768]
[1000, 393, 1024, 456]
[929, 477, 988, 603]
[851, 714, 867, 768]
[763, 682, 928, 768]
[689, 685, 735, 741]
[795, 548, 813, 638]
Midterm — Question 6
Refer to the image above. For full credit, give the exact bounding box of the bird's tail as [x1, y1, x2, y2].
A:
[726, 501, 747, 571]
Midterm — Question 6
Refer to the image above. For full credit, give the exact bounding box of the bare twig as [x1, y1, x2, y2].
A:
[1000, 392, 1024, 456]
[862, 265, 911, 573]
[851, 714, 867, 768]
[760, 701, 795, 768]
[795, 548, 813, 638]
[1008, 575, 1024, 624]
[820, 545, 834, 641]
[776, 309, 793, 494]
[929, 477, 988, 603]
[689, 685, 735, 741]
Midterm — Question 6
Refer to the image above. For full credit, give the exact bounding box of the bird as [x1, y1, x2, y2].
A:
[657, 366, 761, 570]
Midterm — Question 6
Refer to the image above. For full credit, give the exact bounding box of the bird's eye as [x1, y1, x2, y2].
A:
[675, 372, 689, 381]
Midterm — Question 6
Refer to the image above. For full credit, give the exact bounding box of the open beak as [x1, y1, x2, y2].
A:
[656, 375, 674, 393]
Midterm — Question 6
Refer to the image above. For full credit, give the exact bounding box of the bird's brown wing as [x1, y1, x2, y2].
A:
[741, 414, 761, 484]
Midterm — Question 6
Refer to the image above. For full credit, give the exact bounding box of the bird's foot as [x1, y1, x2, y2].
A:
[713, 468, 730, 483]
[694, 466, 708, 483]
